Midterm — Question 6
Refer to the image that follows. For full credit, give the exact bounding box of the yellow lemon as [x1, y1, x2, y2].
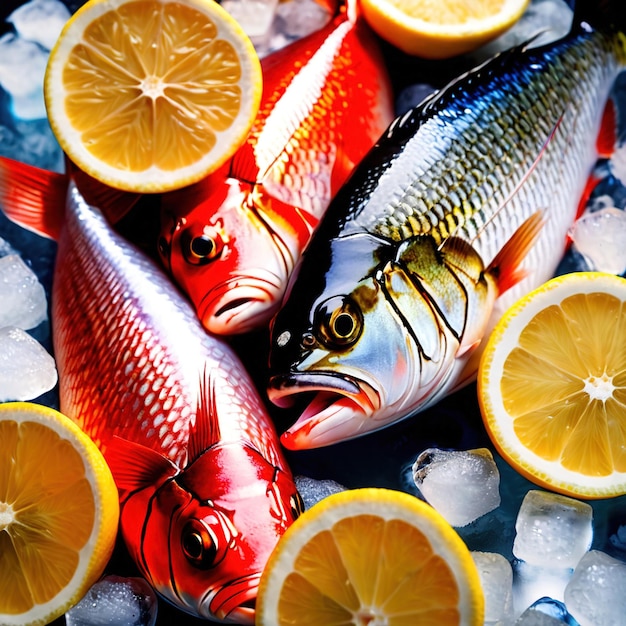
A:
[478, 271, 626, 499]
[0, 401, 119, 626]
[44, 0, 263, 193]
[359, 0, 531, 59]
[256, 487, 484, 625]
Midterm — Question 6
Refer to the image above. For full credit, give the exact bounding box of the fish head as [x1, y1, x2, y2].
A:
[116, 441, 303, 624]
[268, 232, 497, 449]
[158, 173, 312, 335]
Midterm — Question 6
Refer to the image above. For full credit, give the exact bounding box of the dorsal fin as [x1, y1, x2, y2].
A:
[0, 156, 67, 239]
[229, 141, 261, 184]
[105, 436, 180, 497]
[186, 367, 222, 465]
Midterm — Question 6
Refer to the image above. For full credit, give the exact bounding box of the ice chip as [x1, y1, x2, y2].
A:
[8, 0, 70, 51]
[568, 207, 626, 275]
[65, 575, 158, 626]
[0, 254, 48, 329]
[512, 490, 593, 568]
[515, 597, 580, 625]
[471, 551, 514, 625]
[0, 32, 47, 120]
[564, 550, 626, 626]
[0, 326, 57, 401]
[412, 447, 501, 527]
[295, 475, 347, 510]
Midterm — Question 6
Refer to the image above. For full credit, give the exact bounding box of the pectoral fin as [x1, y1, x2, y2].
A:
[487, 211, 545, 296]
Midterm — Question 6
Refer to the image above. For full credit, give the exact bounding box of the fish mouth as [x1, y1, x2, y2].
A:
[267, 371, 381, 450]
[201, 573, 260, 625]
[198, 274, 284, 335]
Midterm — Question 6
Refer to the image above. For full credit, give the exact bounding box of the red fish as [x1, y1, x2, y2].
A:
[0, 157, 302, 625]
[157, 0, 394, 335]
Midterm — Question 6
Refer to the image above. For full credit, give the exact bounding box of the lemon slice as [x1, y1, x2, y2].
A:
[478, 271, 626, 499]
[0, 401, 119, 626]
[359, 0, 530, 59]
[256, 487, 484, 625]
[44, 0, 262, 193]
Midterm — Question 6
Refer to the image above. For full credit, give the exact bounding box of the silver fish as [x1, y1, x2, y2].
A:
[266, 12, 626, 449]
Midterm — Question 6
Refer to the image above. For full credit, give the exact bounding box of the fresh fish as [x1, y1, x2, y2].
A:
[267, 3, 626, 450]
[156, 0, 393, 335]
[0, 157, 302, 625]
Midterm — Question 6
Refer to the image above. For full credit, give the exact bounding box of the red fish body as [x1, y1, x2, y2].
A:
[157, 0, 394, 335]
[0, 157, 302, 625]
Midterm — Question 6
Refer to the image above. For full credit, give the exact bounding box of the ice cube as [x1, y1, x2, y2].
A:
[412, 448, 501, 527]
[274, 0, 333, 40]
[515, 597, 580, 625]
[513, 560, 573, 617]
[564, 550, 626, 626]
[65, 575, 158, 626]
[568, 207, 626, 275]
[0, 236, 18, 257]
[0, 32, 47, 120]
[8, 0, 70, 51]
[472, 0, 573, 61]
[221, 0, 279, 44]
[0, 253, 48, 329]
[512, 490, 593, 568]
[0, 326, 57, 401]
[471, 551, 514, 625]
[295, 475, 346, 510]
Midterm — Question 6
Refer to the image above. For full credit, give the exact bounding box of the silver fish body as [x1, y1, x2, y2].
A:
[267, 26, 626, 450]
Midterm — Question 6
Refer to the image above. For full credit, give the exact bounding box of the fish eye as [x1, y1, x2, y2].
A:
[181, 228, 224, 266]
[314, 295, 363, 349]
[181, 519, 220, 569]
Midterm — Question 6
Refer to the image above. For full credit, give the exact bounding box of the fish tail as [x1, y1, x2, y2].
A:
[0, 156, 67, 240]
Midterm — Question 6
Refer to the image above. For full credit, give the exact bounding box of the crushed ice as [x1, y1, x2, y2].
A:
[65, 575, 158, 626]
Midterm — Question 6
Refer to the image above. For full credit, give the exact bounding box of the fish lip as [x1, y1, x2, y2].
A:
[268, 370, 364, 404]
[202, 573, 260, 625]
[198, 274, 283, 334]
[268, 371, 381, 450]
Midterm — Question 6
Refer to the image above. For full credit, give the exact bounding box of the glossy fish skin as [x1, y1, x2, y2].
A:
[0, 158, 301, 625]
[157, 1, 393, 335]
[267, 25, 626, 450]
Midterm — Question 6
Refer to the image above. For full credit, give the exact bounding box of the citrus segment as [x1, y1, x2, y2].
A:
[359, 0, 530, 59]
[478, 272, 626, 499]
[0, 402, 119, 626]
[256, 487, 484, 625]
[45, 0, 262, 192]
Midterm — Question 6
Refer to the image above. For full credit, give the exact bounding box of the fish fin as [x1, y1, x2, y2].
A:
[574, 170, 603, 224]
[229, 141, 261, 185]
[597, 97, 618, 159]
[106, 436, 180, 496]
[487, 211, 545, 296]
[187, 367, 222, 464]
[70, 163, 143, 224]
[0, 156, 67, 240]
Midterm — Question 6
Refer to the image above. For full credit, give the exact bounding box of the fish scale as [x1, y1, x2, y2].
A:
[54, 184, 285, 469]
[336, 29, 622, 314]
[268, 22, 626, 450]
